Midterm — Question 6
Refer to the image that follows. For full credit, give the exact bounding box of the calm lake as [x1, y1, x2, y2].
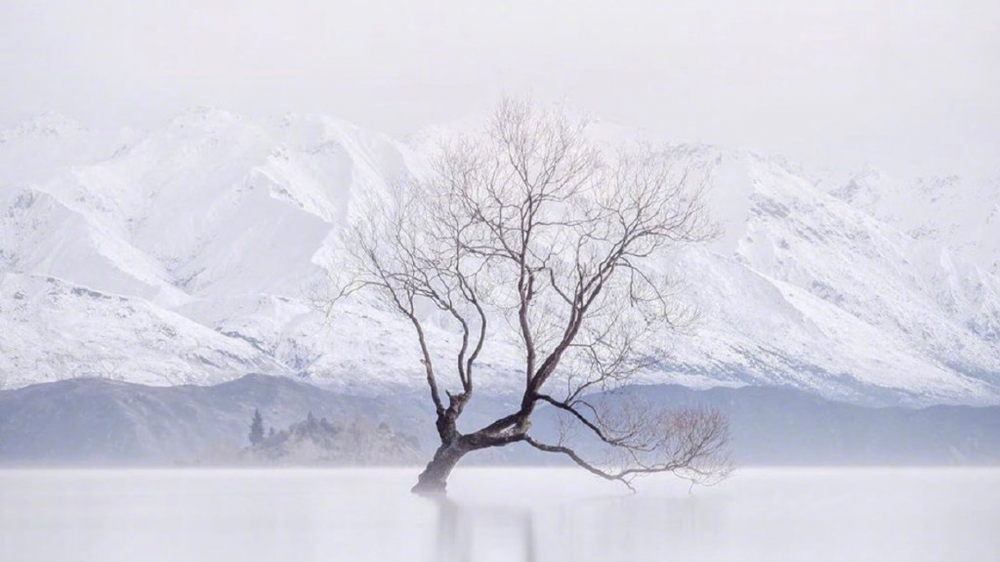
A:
[1, 467, 997, 561]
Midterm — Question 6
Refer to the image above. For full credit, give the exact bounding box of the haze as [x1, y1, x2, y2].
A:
[3, 468, 999, 562]
[1, 0, 997, 179]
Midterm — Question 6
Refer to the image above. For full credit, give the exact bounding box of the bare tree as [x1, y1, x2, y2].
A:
[342, 98, 730, 494]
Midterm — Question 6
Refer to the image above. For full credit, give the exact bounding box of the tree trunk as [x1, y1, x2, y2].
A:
[412, 441, 468, 494]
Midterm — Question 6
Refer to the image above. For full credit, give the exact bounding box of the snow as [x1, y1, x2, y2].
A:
[0, 273, 282, 388]
[0, 109, 997, 405]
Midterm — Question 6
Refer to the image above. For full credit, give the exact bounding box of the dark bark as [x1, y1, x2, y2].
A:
[412, 440, 469, 494]
[413, 406, 531, 494]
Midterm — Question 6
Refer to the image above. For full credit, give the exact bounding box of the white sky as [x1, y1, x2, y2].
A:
[1, 0, 997, 178]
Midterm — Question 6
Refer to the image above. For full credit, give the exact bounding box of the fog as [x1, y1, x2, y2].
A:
[1, 1, 998, 178]
[1, 2, 997, 559]
[2, 468, 998, 561]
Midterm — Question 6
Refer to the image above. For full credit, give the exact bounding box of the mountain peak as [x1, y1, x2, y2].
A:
[167, 106, 247, 131]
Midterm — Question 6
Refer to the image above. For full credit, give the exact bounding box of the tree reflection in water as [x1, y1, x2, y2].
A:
[434, 497, 537, 562]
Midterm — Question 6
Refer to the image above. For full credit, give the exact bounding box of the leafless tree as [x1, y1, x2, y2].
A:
[342, 98, 730, 494]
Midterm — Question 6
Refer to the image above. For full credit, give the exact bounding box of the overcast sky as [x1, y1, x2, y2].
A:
[1, 0, 997, 178]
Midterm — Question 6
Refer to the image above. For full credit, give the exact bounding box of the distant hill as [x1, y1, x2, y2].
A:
[0, 374, 432, 465]
[566, 385, 1000, 466]
[0, 375, 998, 467]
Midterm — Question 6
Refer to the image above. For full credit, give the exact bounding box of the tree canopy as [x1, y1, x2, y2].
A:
[342, 98, 730, 493]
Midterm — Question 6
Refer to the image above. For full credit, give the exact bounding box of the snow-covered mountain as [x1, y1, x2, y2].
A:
[663, 157, 1000, 405]
[1, 108, 997, 406]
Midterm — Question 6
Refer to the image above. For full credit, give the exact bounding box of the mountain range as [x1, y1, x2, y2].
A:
[1, 108, 998, 406]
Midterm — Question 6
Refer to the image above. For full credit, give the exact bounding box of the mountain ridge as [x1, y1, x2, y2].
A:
[0, 108, 997, 406]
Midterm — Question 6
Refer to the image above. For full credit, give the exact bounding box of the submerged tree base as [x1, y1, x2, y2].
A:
[411, 442, 468, 495]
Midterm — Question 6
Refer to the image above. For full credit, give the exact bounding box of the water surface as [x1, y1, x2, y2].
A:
[1, 467, 997, 561]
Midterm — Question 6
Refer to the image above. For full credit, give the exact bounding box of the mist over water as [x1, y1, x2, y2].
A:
[1, 467, 997, 562]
